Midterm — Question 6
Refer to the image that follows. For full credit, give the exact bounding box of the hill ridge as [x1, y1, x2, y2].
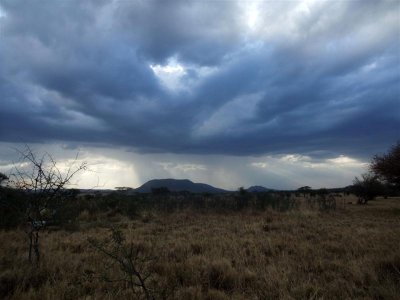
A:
[135, 178, 228, 193]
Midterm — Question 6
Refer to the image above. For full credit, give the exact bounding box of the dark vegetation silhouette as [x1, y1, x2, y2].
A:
[2, 146, 87, 263]
[297, 186, 311, 197]
[370, 141, 400, 190]
[351, 142, 400, 204]
[352, 173, 384, 204]
[0, 172, 8, 186]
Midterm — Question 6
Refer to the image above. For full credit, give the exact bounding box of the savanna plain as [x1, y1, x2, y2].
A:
[1, 195, 399, 300]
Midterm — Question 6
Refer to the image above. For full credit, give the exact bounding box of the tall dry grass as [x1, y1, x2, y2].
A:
[1, 197, 399, 299]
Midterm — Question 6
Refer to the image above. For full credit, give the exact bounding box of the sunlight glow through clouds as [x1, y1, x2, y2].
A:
[0, 5, 6, 18]
[251, 154, 366, 172]
[243, 2, 260, 31]
[150, 58, 218, 93]
[55, 156, 140, 190]
[156, 162, 207, 173]
[327, 155, 367, 167]
[281, 154, 311, 163]
[150, 58, 186, 91]
[249, 154, 367, 188]
[251, 162, 268, 169]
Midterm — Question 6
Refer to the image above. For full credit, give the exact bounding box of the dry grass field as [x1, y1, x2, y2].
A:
[1, 196, 399, 299]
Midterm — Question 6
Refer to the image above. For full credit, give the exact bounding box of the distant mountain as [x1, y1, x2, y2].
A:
[246, 185, 274, 193]
[135, 179, 228, 194]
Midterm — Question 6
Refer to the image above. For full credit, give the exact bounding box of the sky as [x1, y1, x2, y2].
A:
[0, 0, 399, 190]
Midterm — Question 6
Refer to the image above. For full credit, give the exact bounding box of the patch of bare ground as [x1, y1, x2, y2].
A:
[1, 197, 399, 299]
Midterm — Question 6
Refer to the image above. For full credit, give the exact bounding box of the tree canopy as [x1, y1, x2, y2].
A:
[370, 142, 400, 190]
[352, 173, 384, 204]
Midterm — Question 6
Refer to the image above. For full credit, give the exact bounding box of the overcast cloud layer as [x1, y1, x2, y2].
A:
[0, 1, 399, 188]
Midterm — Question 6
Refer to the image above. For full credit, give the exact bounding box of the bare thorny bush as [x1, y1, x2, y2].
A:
[88, 227, 172, 300]
[7, 145, 87, 263]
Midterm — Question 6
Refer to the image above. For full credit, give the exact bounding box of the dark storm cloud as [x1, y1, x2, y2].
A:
[0, 0, 399, 159]
[116, 0, 242, 65]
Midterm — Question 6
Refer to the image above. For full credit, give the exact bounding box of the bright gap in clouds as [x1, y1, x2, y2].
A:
[0, 5, 6, 18]
[150, 58, 186, 91]
[65, 157, 140, 190]
[243, 2, 260, 31]
[250, 154, 367, 189]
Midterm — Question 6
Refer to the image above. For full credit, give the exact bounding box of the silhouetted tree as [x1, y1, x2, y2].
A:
[370, 142, 400, 191]
[237, 187, 250, 210]
[8, 146, 87, 263]
[352, 173, 384, 204]
[238, 187, 247, 195]
[297, 186, 311, 197]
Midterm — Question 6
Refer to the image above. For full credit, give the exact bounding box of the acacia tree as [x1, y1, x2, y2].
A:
[297, 186, 312, 197]
[370, 142, 400, 191]
[9, 146, 87, 263]
[352, 173, 383, 204]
